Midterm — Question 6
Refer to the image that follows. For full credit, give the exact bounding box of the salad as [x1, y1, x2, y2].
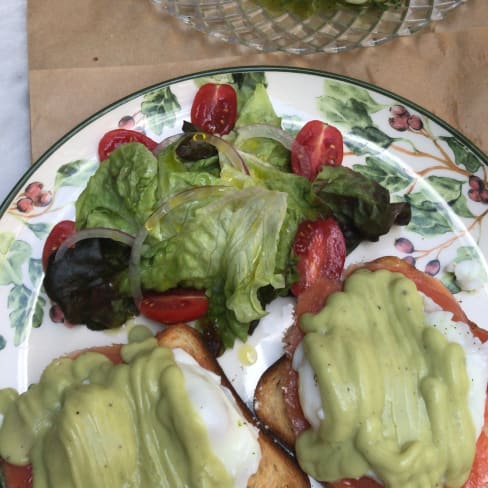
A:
[253, 0, 405, 18]
[42, 74, 410, 352]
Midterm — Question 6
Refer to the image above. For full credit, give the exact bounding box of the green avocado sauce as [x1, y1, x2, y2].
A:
[297, 269, 475, 488]
[0, 328, 233, 488]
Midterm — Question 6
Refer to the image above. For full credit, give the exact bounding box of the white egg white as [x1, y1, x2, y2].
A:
[172, 348, 261, 488]
[423, 306, 488, 439]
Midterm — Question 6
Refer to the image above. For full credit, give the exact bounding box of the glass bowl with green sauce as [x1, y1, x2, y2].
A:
[149, 0, 465, 54]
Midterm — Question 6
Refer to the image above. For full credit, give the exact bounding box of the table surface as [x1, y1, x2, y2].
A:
[0, 0, 29, 204]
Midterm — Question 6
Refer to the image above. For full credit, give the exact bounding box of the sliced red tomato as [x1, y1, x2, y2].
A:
[41, 220, 76, 270]
[294, 276, 343, 319]
[291, 120, 343, 181]
[356, 256, 488, 342]
[464, 398, 488, 488]
[0, 462, 32, 488]
[98, 129, 158, 161]
[291, 218, 346, 297]
[190, 83, 237, 135]
[139, 289, 209, 324]
[70, 344, 123, 364]
[285, 277, 342, 357]
[330, 478, 382, 488]
[282, 360, 310, 438]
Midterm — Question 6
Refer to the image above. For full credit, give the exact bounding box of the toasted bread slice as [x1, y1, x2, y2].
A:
[156, 323, 310, 488]
[254, 355, 296, 450]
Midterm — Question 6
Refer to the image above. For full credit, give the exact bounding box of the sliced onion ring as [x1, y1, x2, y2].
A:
[236, 124, 316, 178]
[237, 124, 295, 150]
[152, 132, 185, 156]
[192, 132, 249, 175]
[54, 227, 135, 263]
[128, 185, 231, 308]
[152, 130, 249, 175]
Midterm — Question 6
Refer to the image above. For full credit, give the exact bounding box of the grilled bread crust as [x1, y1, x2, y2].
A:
[254, 355, 296, 450]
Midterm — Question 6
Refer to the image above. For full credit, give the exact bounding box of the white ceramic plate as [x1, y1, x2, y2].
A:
[0, 67, 487, 482]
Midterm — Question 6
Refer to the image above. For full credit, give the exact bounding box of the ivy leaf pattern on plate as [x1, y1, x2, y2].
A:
[8, 284, 46, 345]
[319, 95, 374, 130]
[352, 156, 413, 193]
[439, 136, 482, 173]
[406, 175, 474, 220]
[322, 79, 386, 116]
[141, 86, 181, 135]
[346, 126, 395, 154]
[0, 233, 31, 286]
[0, 235, 46, 346]
[55, 159, 98, 190]
[28, 258, 43, 289]
[25, 222, 52, 240]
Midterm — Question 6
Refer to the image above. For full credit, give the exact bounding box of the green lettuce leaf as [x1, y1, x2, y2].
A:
[235, 84, 281, 128]
[157, 144, 222, 197]
[232, 71, 268, 110]
[139, 186, 288, 348]
[239, 154, 318, 276]
[232, 82, 290, 173]
[76, 143, 161, 235]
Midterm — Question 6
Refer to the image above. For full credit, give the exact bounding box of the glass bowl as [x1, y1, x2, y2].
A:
[150, 0, 465, 54]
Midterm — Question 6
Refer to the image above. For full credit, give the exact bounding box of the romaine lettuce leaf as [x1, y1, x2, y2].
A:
[231, 81, 292, 172]
[239, 155, 318, 276]
[76, 143, 160, 235]
[157, 143, 222, 196]
[140, 186, 288, 348]
[235, 84, 281, 128]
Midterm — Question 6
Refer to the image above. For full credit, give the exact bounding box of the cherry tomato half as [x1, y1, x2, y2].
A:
[190, 83, 237, 135]
[290, 217, 346, 297]
[1, 461, 33, 488]
[291, 120, 344, 181]
[42, 220, 76, 270]
[98, 129, 158, 161]
[139, 289, 209, 324]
